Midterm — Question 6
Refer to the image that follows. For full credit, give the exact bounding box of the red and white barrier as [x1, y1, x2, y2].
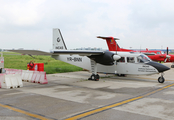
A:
[0, 73, 5, 88]
[31, 71, 48, 84]
[22, 70, 34, 82]
[21, 70, 48, 84]
[0, 68, 48, 88]
[4, 68, 22, 75]
[0, 74, 23, 89]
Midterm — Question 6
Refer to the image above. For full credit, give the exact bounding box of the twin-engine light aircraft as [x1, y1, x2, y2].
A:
[8, 29, 170, 83]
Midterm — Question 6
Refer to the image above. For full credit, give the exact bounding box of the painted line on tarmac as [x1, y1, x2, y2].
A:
[0, 103, 54, 120]
[65, 83, 174, 120]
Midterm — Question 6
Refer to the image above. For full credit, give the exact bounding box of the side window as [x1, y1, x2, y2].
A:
[127, 57, 135, 63]
[117, 57, 125, 62]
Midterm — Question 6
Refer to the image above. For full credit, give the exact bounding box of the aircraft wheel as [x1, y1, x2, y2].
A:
[91, 74, 95, 80]
[88, 74, 94, 80]
[95, 74, 100, 81]
[117, 74, 125, 77]
[88, 74, 99, 81]
[158, 76, 165, 83]
[171, 65, 174, 68]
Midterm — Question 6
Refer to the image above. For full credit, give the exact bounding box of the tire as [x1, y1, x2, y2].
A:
[91, 74, 95, 80]
[88, 74, 100, 81]
[171, 65, 174, 68]
[95, 74, 100, 81]
[158, 76, 165, 83]
[117, 74, 125, 77]
[88, 74, 95, 80]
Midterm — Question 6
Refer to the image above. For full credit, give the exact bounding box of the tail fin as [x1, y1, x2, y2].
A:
[53, 28, 67, 50]
[97, 36, 120, 51]
[97, 36, 133, 52]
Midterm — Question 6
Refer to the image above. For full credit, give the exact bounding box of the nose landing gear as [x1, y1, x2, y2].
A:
[158, 73, 165, 83]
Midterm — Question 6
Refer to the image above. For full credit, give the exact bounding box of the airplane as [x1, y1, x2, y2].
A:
[7, 28, 170, 83]
[98, 36, 174, 68]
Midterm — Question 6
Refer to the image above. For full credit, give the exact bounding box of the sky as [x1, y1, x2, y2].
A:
[0, 0, 174, 51]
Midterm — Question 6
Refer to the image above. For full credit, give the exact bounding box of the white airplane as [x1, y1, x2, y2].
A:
[8, 28, 170, 83]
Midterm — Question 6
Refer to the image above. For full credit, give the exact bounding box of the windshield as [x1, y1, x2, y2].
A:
[161, 51, 165, 54]
[137, 54, 151, 63]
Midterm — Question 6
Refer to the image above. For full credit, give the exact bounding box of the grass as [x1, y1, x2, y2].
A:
[3, 52, 83, 74]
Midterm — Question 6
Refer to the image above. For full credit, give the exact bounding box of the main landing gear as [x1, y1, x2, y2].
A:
[88, 60, 100, 81]
[158, 73, 165, 83]
[88, 74, 100, 81]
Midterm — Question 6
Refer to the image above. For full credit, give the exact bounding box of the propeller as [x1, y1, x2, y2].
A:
[164, 47, 171, 62]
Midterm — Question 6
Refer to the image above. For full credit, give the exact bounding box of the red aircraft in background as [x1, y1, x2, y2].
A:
[97, 36, 174, 68]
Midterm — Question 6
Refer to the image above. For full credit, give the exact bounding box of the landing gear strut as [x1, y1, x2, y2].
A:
[88, 60, 100, 81]
[158, 73, 165, 83]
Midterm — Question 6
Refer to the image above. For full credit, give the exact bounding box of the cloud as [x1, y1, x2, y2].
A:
[0, 0, 174, 50]
[0, 0, 45, 27]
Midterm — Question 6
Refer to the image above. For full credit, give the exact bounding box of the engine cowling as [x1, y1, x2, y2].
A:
[88, 51, 121, 65]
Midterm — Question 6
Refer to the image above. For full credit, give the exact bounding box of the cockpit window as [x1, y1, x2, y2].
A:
[127, 57, 135, 63]
[137, 57, 144, 63]
[156, 52, 161, 54]
[137, 54, 151, 63]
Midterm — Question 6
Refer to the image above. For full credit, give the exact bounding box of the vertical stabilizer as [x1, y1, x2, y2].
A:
[53, 28, 67, 50]
[97, 36, 120, 51]
[97, 36, 133, 52]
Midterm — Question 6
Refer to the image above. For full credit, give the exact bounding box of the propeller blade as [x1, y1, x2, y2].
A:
[164, 55, 171, 62]
[167, 47, 168, 55]
[164, 58, 167, 62]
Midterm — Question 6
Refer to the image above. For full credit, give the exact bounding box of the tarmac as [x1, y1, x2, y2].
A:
[0, 63, 174, 120]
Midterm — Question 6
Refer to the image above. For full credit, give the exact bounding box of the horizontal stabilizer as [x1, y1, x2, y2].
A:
[97, 36, 119, 40]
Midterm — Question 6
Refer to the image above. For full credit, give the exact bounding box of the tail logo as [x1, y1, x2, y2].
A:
[57, 37, 61, 42]
[110, 40, 114, 44]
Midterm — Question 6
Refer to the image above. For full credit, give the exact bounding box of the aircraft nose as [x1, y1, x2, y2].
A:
[146, 61, 170, 72]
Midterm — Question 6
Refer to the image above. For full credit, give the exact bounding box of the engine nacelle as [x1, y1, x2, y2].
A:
[88, 51, 121, 65]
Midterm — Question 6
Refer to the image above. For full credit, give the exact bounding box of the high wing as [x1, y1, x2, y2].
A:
[52, 50, 104, 56]
[7, 49, 120, 66]
[7, 50, 104, 56]
[7, 50, 52, 55]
